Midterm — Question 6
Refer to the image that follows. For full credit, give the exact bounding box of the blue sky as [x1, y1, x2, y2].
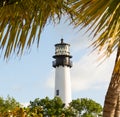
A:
[0, 18, 116, 106]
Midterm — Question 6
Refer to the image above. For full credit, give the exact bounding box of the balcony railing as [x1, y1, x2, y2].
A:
[52, 59, 72, 68]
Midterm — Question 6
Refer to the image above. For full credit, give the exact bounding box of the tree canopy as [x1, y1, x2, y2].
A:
[28, 97, 102, 117]
[0, 96, 102, 116]
[70, 98, 102, 117]
[0, 96, 20, 115]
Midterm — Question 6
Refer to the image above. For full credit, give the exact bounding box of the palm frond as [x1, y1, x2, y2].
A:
[0, 0, 69, 59]
[70, 0, 120, 57]
[0, 0, 19, 7]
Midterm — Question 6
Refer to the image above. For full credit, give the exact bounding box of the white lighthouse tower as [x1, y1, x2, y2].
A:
[52, 39, 72, 106]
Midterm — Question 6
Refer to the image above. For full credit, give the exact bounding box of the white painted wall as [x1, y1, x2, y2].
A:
[55, 66, 72, 106]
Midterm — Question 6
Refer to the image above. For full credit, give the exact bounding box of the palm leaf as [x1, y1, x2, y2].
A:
[0, 0, 19, 7]
[70, 0, 120, 57]
[0, 0, 70, 59]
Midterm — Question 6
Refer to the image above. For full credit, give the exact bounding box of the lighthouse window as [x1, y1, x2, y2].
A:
[56, 90, 59, 96]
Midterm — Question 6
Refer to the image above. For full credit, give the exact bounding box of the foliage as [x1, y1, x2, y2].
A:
[0, 0, 73, 59]
[0, 0, 119, 61]
[0, 0, 19, 7]
[70, 98, 102, 117]
[0, 107, 28, 117]
[70, 0, 120, 58]
[0, 96, 20, 116]
[0, 96, 102, 116]
[28, 96, 75, 117]
[28, 97, 102, 116]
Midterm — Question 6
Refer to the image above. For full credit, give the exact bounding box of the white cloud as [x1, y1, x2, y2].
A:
[71, 52, 115, 92]
[69, 33, 91, 53]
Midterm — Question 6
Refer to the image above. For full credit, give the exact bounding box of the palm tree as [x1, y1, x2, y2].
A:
[106, 46, 120, 117]
[69, 0, 120, 117]
[0, 0, 120, 116]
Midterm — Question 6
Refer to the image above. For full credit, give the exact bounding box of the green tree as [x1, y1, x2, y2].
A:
[28, 97, 102, 117]
[0, 96, 20, 116]
[70, 98, 102, 117]
[28, 97, 75, 117]
[0, 96, 102, 116]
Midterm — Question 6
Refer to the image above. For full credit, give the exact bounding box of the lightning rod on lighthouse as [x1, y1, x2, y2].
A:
[52, 39, 72, 106]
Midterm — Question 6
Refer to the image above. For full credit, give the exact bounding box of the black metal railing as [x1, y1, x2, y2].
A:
[52, 59, 72, 68]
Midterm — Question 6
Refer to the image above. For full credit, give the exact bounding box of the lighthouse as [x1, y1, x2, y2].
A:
[52, 39, 72, 106]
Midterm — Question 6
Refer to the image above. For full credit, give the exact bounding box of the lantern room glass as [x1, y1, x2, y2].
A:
[55, 45, 70, 56]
